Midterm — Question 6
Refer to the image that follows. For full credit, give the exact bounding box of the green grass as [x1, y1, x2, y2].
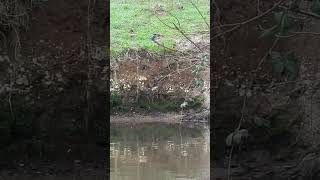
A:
[111, 0, 209, 56]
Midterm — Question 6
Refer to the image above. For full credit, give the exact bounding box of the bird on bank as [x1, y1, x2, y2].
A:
[150, 33, 161, 43]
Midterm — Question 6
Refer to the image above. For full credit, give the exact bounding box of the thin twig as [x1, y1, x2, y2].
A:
[213, 0, 286, 39]
[152, 39, 178, 52]
[289, 7, 320, 19]
[8, 89, 15, 128]
[190, 1, 209, 29]
[85, 0, 95, 138]
[279, 3, 320, 19]
[257, 0, 261, 15]
[255, 37, 280, 71]
[275, 31, 320, 38]
[276, 34, 298, 38]
[227, 96, 247, 180]
[154, 15, 175, 29]
[13, 27, 21, 62]
[291, 31, 320, 36]
[155, 14, 202, 51]
[212, 25, 240, 40]
[172, 22, 202, 51]
[167, 12, 181, 28]
[227, 144, 235, 180]
[237, 96, 247, 131]
[310, 88, 315, 146]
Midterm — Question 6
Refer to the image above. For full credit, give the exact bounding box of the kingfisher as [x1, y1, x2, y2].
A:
[150, 33, 161, 43]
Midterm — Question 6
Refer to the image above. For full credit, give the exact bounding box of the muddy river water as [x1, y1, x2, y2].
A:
[110, 123, 210, 180]
[0, 123, 209, 180]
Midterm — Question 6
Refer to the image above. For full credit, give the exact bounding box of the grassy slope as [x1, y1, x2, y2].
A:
[111, 0, 209, 55]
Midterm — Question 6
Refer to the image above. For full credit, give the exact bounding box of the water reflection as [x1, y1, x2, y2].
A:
[110, 123, 210, 180]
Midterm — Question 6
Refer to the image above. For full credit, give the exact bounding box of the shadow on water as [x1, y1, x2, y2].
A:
[110, 123, 210, 180]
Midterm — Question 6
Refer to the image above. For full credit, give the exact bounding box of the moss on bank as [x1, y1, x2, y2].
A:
[111, 92, 205, 114]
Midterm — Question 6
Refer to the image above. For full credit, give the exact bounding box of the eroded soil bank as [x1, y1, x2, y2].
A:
[110, 34, 209, 116]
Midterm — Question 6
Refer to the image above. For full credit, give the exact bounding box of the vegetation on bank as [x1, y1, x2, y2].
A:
[111, 93, 205, 113]
[110, 0, 210, 113]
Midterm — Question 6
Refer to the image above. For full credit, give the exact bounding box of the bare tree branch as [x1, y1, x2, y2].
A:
[212, 0, 287, 39]
[155, 13, 202, 51]
[172, 22, 202, 51]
